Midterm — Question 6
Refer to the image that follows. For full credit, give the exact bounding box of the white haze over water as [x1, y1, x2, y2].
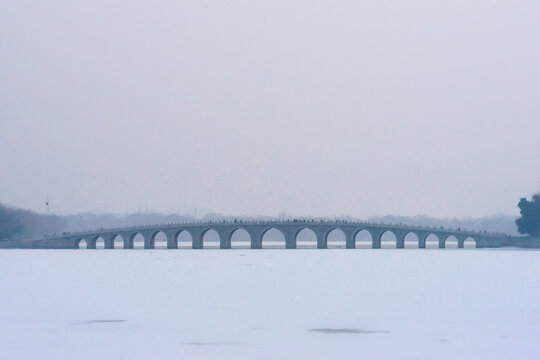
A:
[1, 1, 540, 218]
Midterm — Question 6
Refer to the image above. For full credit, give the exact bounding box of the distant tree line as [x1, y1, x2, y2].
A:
[516, 194, 540, 236]
[0, 203, 65, 241]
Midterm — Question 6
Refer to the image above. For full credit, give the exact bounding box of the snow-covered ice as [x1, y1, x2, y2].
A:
[1, 249, 539, 360]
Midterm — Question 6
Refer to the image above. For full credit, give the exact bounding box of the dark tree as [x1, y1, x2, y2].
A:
[0, 203, 65, 241]
[516, 194, 540, 236]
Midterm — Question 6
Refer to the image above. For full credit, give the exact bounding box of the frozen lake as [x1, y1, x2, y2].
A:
[1, 249, 539, 359]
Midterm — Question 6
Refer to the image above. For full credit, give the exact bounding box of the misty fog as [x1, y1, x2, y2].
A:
[2, 1, 540, 219]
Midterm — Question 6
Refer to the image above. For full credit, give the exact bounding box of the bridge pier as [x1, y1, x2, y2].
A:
[343, 229, 355, 249]
[395, 231, 406, 249]
[249, 230, 263, 249]
[123, 233, 134, 249]
[438, 238, 445, 248]
[316, 229, 327, 249]
[165, 230, 177, 249]
[142, 232, 153, 249]
[191, 229, 203, 249]
[283, 229, 296, 249]
[219, 229, 231, 249]
[416, 232, 428, 249]
[87, 237, 97, 249]
[370, 229, 384, 249]
[458, 235, 467, 249]
[104, 234, 115, 249]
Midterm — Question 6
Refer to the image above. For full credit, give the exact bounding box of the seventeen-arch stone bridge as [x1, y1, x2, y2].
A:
[20, 219, 518, 249]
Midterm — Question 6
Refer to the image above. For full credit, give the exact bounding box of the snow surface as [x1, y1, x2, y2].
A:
[1, 249, 539, 360]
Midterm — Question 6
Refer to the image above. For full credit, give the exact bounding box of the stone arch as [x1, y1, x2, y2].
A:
[94, 236, 106, 249]
[112, 234, 124, 249]
[175, 230, 193, 249]
[149, 231, 168, 249]
[404, 232, 419, 249]
[230, 228, 251, 249]
[326, 228, 346, 249]
[295, 228, 317, 249]
[76, 238, 88, 249]
[131, 233, 145, 249]
[425, 234, 440, 249]
[445, 235, 459, 249]
[380, 230, 397, 249]
[354, 229, 373, 249]
[202, 228, 220, 249]
[261, 228, 286, 249]
[464, 237, 476, 248]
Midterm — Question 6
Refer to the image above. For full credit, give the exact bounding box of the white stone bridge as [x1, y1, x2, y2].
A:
[16, 219, 522, 249]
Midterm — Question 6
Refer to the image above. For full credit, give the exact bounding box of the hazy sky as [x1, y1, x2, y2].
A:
[1, 1, 539, 218]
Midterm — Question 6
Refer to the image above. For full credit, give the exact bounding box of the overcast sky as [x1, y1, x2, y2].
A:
[1, 1, 539, 218]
